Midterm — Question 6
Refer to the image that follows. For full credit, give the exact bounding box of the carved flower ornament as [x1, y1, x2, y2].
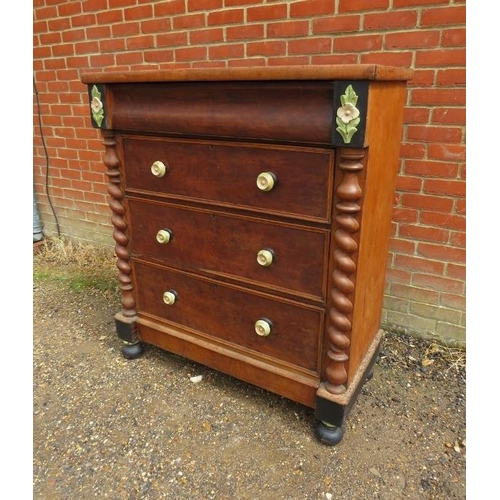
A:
[90, 85, 104, 127]
[336, 85, 361, 144]
[337, 102, 360, 124]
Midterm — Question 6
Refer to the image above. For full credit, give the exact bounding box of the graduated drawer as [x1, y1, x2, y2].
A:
[121, 137, 334, 223]
[133, 261, 322, 372]
[127, 198, 329, 301]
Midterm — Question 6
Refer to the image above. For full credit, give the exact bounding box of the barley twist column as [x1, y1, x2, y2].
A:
[101, 130, 142, 358]
[324, 148, 365, 395]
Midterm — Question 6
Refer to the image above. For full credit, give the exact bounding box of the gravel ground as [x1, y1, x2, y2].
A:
[33, 242, 466, 499]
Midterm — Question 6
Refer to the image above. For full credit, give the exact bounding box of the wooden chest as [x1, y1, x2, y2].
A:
[82, 65, 412, 445]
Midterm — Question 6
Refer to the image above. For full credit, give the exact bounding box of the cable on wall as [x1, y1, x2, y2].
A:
[33, 74, 61, 237]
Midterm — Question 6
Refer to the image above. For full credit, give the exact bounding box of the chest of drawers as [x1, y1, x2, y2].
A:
[82, 65, 412, 445]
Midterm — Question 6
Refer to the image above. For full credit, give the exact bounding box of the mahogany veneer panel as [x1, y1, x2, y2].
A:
[133, 261, 323, 372]
[127, 198, 329, 301]
[121, 137, 334, 223]
[109, 82, 334, 145]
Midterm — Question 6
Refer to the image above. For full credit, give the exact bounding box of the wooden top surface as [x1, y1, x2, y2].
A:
[81, 64, 413, 84]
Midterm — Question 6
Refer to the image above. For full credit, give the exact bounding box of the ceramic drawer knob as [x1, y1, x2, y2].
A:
[162, 290, 177, 305]
[156, 229, 172, 244]
[255, 319, 272, 337]
[257, 249, 274, 267]
[151, 160, 167, 178]
[256, 172, 276, 192]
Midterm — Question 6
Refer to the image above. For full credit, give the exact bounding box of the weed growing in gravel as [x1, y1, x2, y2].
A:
[33, 237, 118, 293]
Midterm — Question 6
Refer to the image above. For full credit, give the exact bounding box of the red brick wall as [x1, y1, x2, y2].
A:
[33, 0, 466, 344]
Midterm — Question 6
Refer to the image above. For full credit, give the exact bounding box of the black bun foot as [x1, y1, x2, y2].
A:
[121, 341, 144, 359]
[315, 420, 344, 446]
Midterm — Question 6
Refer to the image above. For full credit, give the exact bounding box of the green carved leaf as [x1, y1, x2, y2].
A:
[344, 125, 358, 143]
[91, 85, 101, 100]
[344, 85, 358, 105]
[336, 118, 349, 143]
[336, 126, 349, 143]
[349, 117, 360, 129]
[92, 111, 104, 127]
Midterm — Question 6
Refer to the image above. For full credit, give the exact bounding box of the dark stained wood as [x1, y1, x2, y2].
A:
[84, 65, 412, 444]
[109, 81, 335, 145]
[127, 197, 329, 300]
[121, 137, 334, 223]
[133, 260, 323, 372]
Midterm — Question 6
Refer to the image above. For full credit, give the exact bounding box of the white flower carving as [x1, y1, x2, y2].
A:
[91, 96, 103, 114]
[337, 102, 360, 124]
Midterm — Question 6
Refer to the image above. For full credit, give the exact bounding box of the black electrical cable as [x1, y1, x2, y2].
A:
[33, 74, 61, 237]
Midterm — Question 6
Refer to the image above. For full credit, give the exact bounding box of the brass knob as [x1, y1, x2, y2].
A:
[163, 290, 177, 305]
[255, 319, 272, 337]
[256, 172, 276, 192]
[151, 160, 167, 178]
[156, 229, 172, 244]
[257, 249, 274, 267]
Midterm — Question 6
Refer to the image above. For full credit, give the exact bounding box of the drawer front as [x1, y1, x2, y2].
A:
[134, 261, 322, 372]
[122, 138, 334, 223]
[128, 198, 329, 301]
[110, 81, 335, 145]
